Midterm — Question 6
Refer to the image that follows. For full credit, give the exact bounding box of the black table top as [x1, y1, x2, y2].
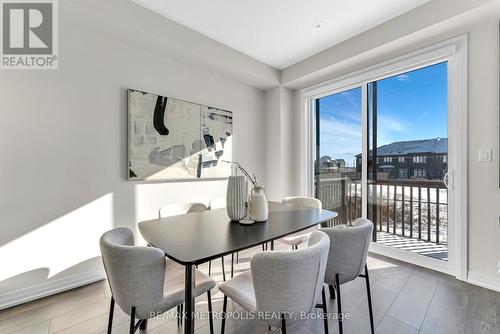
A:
[138, 201, 338, 265]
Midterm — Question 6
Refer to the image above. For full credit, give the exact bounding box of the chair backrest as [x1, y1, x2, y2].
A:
[158, 202, 208, 218]
[251, 230, 330, 314]
[187, 202, 209, 213]
[99, 228, 166, 315]
[282, 196, 322, 210]
[209, 198, 226, 210]
[320, 218, 373, 285]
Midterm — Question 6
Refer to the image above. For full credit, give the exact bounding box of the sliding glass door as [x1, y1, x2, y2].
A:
[367, 62, 449, 261]
[313, 62, 449, 262]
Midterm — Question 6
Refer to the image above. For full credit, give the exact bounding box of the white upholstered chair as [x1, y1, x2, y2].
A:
[218, 230, 331, 334]
[280, 197, 322, 250]
[158, 202, 208, 218]
[99, 228, 216, 334]
[320, 218, 374, 334]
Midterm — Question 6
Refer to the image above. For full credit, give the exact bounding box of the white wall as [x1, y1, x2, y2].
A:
[264, 87, 284, 200]
[467, 19, 500, 287]
[280, 1, 500, 288]
[0, 1, 268, 308]
[264, 86, 295, 201]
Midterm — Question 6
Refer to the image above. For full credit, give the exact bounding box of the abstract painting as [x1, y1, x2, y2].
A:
[128, 89, 233, 181]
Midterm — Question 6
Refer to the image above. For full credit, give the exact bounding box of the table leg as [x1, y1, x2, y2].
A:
[270, 240, 274, 250]
[184, 264, 196, 334]
[231, 253, 234, 278]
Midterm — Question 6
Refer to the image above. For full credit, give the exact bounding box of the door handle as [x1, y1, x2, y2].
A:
[443, 172, 449, 189]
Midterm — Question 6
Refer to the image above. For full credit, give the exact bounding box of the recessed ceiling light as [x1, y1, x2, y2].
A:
[313, 21, 325, 29]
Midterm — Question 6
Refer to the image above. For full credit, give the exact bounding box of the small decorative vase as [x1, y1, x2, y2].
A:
[226, 176, 248, 221]
[249, 186, 268, 222]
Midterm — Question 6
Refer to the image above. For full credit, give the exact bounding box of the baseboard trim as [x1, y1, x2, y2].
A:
[467, 271, 500, 293]
[0, 269, 105, 310]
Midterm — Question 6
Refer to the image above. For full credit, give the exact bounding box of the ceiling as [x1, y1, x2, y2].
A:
[132, 0, 429, 70]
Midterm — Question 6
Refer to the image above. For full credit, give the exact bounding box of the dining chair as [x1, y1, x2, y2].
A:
[279, 197, 322, 250]
[159, 202, 208, 218]
[320, 218, 374, 334]
[218, 230, 330, 334]
[159, 202, 229, 281]
[99, 227, 216, 334]
[209, 198, 239, 278]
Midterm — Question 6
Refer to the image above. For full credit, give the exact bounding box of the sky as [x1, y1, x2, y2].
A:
[318, 62, 448, 167]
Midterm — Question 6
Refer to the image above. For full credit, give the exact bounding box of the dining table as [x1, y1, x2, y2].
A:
[138, 201, 338, 334]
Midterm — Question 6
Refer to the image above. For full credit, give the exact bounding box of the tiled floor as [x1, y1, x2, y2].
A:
[1, 243, 499, 334]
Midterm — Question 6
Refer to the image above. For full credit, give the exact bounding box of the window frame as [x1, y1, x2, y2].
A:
[413, 156, 427, 163]
[414, 168, 426, 177]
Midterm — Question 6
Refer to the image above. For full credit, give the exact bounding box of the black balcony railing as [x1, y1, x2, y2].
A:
[316, 177, 447, 245]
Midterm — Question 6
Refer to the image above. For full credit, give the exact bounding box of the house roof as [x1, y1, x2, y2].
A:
[320, 156, 346, 165]
[356, 138, 448, 157]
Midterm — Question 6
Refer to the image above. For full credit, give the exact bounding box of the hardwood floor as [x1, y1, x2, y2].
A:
[1, 244, 500, 334]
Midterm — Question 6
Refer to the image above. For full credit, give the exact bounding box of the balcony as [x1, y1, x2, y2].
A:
[317, 176, 448, 261]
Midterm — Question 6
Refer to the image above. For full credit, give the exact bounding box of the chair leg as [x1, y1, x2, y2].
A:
[181, 303, 184, 325]
[281, 315, 287, 334]
[364, 264, 375, 334]
[321, 286, 329, 334]
[236, 252, 239, 264]
[335, 274, 343, 334]
[221, 295, 228, 334]
[177, 304, 180, 327]
[107, 297, 115, 334]
[209, 260, 212, 276]
[221, 257, 226, 281]
[328, 284, 336, 300]
[232, 253, 235, 277]
[129, 307, 136, 334]
[207, 290, 214, 334]
[140, 319, 147, 330]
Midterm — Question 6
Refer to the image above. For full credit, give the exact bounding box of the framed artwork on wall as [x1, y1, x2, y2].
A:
[127, 89, 233, 181]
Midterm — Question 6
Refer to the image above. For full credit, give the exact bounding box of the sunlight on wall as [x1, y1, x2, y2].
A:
[0, 194, 114, 282]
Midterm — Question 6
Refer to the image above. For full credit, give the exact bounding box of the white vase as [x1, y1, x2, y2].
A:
[249, 186, 268, 222]
[226, 176, 248, 221]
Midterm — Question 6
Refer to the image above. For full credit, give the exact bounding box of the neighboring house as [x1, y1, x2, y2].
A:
[355, 138, 448, 180]
[320, 155, 334, 167]
[336, 159, 346, 169]
[319, 156, 348, 172]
